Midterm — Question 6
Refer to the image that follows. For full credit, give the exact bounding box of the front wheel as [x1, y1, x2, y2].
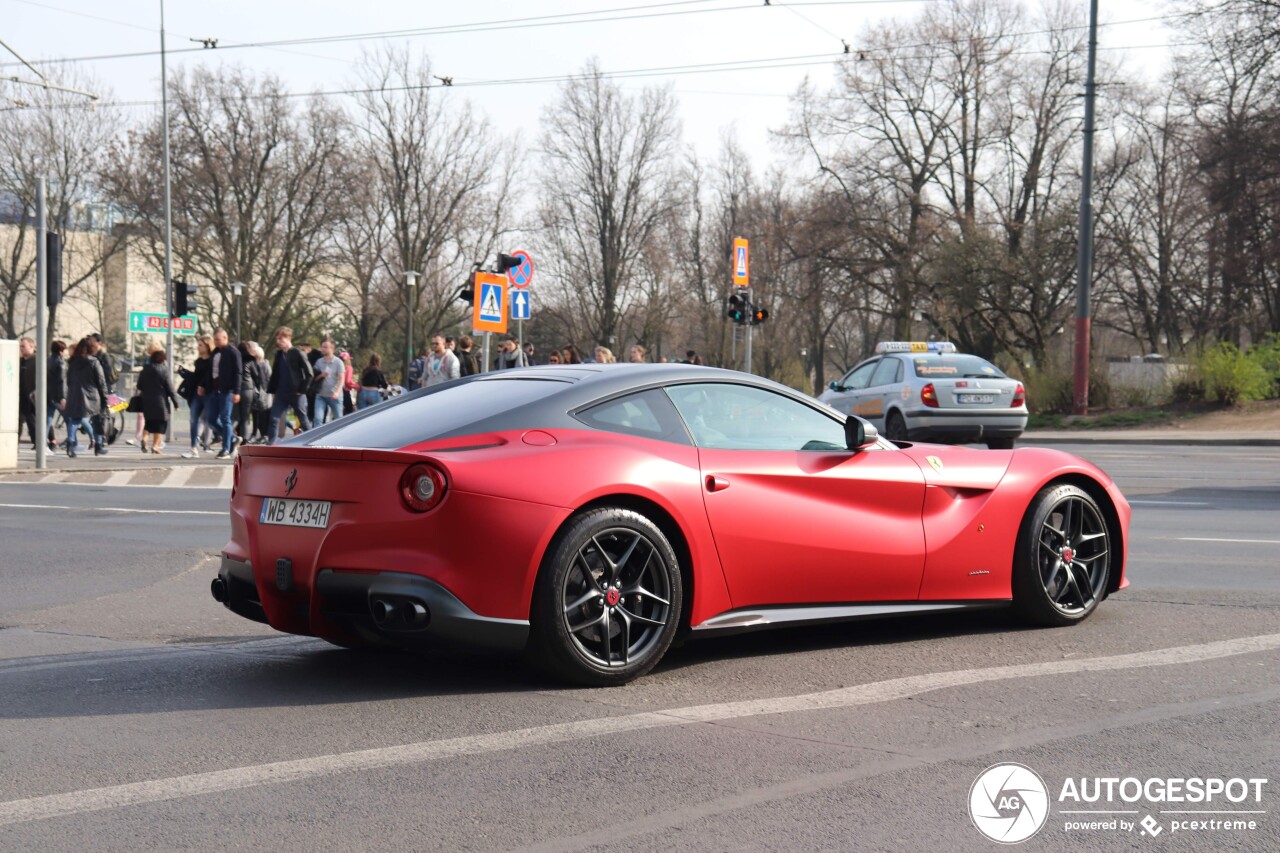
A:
[1012, 484, 1111, 627]
[530, 508, 682, 686]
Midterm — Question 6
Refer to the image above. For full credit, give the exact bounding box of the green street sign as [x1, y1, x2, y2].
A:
[129, 311, 198, 335]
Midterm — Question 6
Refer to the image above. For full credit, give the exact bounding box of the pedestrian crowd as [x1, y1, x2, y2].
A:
[15, 327, 703, 460]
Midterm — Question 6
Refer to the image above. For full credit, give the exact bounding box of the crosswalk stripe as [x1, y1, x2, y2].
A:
[159, 467, 195, 488]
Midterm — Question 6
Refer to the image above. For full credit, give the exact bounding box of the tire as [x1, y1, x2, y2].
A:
[529, 508, 682, 686]
[885, 411, 908, 442]
[987, 437, 1015, 450]
[1012, 483, 1111, 627]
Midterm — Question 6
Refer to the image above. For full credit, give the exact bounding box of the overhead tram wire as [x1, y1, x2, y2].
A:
[7, 37, 1193, 115]
[2, 0, 985, 70]
[11, 0, 355, 66]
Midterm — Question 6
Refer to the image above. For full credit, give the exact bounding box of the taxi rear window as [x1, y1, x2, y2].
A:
[910, 355, 1005, 378]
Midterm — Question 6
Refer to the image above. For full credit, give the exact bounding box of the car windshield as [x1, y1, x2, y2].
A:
[910, 355, 1005, 378]
[303, 378, 562, 448]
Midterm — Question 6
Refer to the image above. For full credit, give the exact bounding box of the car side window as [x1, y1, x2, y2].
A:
[664, 383, 848, 451]
[575, 388, 691, 445]
[870, 358, 901, 387]
[841, 360, 879, 390]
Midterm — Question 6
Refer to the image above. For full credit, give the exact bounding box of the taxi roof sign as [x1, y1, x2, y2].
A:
[876, 341, 957, 354]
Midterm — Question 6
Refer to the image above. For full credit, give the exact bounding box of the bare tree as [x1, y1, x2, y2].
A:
[103, 67, 349, 342]
[0, 67, 122, 340]
[351, 46, 519, 367]
[538, 59, 682, 351]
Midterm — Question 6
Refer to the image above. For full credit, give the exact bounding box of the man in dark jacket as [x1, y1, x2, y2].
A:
[209, 327, 243, 458]
[266, 326, 313, 445]
[17, 337, 36, 449]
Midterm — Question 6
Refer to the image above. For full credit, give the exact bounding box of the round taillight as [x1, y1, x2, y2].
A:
[399, 464, 446, 513]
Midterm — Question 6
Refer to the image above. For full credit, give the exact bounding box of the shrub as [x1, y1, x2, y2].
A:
[1195, 343, 1270, 406]
[1248, 334, 1280, 398]
[1022, 365, 1073, 415]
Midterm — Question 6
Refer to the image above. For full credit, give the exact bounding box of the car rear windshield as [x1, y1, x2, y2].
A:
[304, 378, 565, 449]
[910, 354, 1005, 378]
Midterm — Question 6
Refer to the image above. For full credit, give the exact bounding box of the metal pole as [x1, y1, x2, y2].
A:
[404, 271, 417, 387]
[481, 332, 491, 374]
[236, 290, 242, 342]
[1072, 0, 1099, 415]
[160, 0, 175, 439]
[744, 288, 753, 375]
[35, 177, 47, 469]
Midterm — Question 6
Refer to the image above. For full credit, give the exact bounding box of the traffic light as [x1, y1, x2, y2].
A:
[46, 232, 62, 307]
[496, 253, 521, 274]
[726, 291, 748, 324]
[456, 282, 475, 305]
[751, 306, 770, 326]
[172, 279, 197, 318]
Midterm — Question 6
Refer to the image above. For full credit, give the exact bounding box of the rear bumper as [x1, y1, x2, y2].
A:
[906, 411, 1027, 443]
[214, 556, 529, 652]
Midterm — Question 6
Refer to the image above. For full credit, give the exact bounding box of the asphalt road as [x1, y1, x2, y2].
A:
[0, 444, 1277, 851]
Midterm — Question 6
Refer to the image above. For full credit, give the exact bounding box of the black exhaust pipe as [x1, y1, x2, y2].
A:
[370, 597, 396, 626]
[211, 577, 228, 603]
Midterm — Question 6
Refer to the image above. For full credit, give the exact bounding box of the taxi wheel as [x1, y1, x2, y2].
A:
[885, 411, 908, 442]
[530, 507, 682, 686]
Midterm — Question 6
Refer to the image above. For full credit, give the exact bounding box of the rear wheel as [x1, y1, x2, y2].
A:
[530, 508, 681, 686]
[885, 411, 908, 442]
[1012, 484, 1111, 627]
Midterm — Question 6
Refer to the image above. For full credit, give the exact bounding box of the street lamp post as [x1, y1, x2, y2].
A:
[404, 270, 419, 387]
[231, 281, 243, 342]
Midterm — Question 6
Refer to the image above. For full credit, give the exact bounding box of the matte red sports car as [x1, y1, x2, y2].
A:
[215, 364, 1129, 685]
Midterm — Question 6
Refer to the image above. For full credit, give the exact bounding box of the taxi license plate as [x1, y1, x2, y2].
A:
[958, 393, 995, 404]
[260, 497, 332, 529]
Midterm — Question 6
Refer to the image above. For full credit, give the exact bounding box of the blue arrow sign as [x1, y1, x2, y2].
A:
[511, 289, 531, 320]
[479, 282, 504, 324]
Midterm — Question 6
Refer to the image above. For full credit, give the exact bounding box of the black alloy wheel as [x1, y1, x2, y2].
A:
[531, 508, 682, 686]
[1013, 483, 1111, 626]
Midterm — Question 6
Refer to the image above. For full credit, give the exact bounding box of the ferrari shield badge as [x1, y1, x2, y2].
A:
[926, 455, 944, 472]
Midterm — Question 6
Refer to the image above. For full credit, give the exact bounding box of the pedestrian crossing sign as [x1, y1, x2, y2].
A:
[472, 272, 509, 334]
[732, 237, 749, 286]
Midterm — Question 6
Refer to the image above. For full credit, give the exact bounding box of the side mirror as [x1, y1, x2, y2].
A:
[844, 416, 879, 451]
[828, 381, 843, 392]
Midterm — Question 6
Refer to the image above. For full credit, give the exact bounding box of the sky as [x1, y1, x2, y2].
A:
[4, 0, 1178, 168]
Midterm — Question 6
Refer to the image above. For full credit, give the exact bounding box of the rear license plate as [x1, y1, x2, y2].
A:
[260, 497, 332, 529]
[957, 393, 995, 404]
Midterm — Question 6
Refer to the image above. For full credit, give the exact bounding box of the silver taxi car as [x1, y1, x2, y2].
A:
[818, 342, 1027, 449]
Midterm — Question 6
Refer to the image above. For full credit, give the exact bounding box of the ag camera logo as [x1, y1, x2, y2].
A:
[969, 763, 1050, 843]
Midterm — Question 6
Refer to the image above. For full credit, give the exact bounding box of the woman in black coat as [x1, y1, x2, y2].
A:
[46, 339, 67, 450]
[64, 337, 110, 458]
[136, 349, 180, 454]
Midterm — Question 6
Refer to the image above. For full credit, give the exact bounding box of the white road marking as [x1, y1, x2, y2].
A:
[159, 467, 195, 488]
[1177, 537, 1280, 545]
[0, 503, 223, 516]
[1128, 500, 1211, 506]
[102, 471, 133, 486]
[0, 632, 1277, 826]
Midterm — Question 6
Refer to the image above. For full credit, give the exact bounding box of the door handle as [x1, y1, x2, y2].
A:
[705, 475, 730, 493]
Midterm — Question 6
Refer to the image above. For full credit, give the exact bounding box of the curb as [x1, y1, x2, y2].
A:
[1022, 434, 1280, 447]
